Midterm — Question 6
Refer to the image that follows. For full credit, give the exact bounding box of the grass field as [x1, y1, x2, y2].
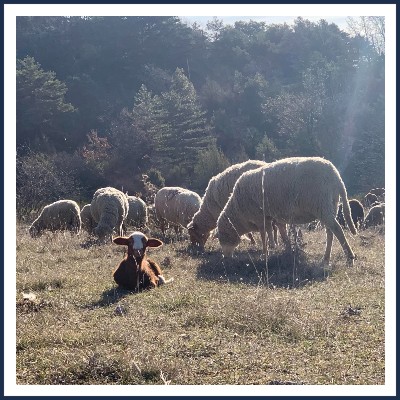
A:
[15, 222, 385, 386]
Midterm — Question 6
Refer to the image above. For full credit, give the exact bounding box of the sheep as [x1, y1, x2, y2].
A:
[369, 187, 385, 199]
[363, 192, 379, 208]
[112, 231, 173, 291]
[337, 199, 365, 230]
[187, 159, 285, 249]
[363, 204, 385, 228]
[154, 187, 202, 236]
[216, 157, 357, 266]
[29, 200, 81, 237]
[90, 187, 129, 241]
[80, 204, 96, 234]
[123, 196, 148, 232]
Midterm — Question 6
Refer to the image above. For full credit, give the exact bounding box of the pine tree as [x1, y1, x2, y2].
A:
[16, 56, 75, 153]
[155, 68, 213, 185]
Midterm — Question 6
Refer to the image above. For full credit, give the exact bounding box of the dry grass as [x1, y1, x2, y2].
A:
[16, 223, 385, 385]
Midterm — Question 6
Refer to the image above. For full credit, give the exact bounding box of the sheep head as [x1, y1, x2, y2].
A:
[187, 222, 210, 249]
[29, 224, 41, 238]
[113, 231, 163, 259]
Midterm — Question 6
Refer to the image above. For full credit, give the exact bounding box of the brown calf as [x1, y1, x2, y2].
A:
[112, 231, 173, 291]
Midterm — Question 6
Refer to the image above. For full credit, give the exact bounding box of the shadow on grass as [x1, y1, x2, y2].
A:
[83, 286, 136, 309]
[196, 248, 330, 289]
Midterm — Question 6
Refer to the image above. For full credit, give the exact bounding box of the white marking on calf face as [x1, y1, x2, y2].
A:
[129, 231, 149, 258]
[131, 231, 147, 250]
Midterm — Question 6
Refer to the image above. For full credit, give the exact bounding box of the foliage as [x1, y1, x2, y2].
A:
[16, 56, 76, 153]
[15, 16, 385, 209]
[16, 151, 83, 219]
[146, 168, 165, 188]
[346, 16, 385, 55]
[193, 144, 231, 190]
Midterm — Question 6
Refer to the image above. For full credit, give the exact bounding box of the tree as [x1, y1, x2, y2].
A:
[106, 85, 163, 193]
[155, 68, 213, 185]
[16, 56, 76, 153]
[193, 144, 230, 190]
[347, 17, 385, 55]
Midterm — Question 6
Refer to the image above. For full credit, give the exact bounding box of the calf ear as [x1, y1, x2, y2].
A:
[147, 238, 163, 248]
[113, 237, 129, 246]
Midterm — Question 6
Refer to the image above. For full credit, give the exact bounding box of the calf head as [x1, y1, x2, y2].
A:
[113, 231, 163, 260]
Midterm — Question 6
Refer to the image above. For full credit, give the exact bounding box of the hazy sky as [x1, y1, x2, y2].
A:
[181, 15, 349, 31]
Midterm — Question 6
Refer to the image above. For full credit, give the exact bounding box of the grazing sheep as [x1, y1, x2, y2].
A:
[369, 187, 385, 199]
[363, 192, 379, 208]
[369, 201, 381, 209]
[80, 204, 96, 234]
[217, 157, 357, 266]
[187, 159, 285, 249]
[363, 204, 385, 228]
[29, 200, 81, 237]
[91, 187, 129, 241]
[337, 199, 365, 230]
[154, 187, 202, 235]
[123, 196, 148, 232]
[112, 231, 173, 291]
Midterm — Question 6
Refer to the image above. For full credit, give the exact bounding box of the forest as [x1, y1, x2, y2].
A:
[16, 16, 385, 217]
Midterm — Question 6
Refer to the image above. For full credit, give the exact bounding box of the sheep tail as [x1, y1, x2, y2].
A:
[339, 180, 357, 236]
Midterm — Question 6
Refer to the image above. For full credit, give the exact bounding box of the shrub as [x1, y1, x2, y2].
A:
[193, 145, 230, 190]
[16, 151, 83, 220]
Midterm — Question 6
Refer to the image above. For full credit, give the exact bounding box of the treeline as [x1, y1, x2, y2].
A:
[16, 16, 385, 216]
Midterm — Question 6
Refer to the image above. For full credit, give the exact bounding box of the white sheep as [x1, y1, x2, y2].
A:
[363, 203, 385, 228]
[80, 204, 96, 234]
[187, 159, 285, 249]
[123, 195, 148, 232]
[29, 200, 81, 237]
[90, 187, 129, 241]
[217, 157, 357, 266]
[154, 187, 202, 235]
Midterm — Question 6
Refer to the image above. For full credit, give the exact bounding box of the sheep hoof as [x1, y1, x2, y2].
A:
[320, 259, 331, 268]
[346, 258, 355, 267]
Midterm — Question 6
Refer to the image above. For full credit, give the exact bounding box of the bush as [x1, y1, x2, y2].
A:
[16, 151, 84, 220]
[146, 168, 165, 188]
[255, 135, 281, 162]
[193, 145, 230, 190]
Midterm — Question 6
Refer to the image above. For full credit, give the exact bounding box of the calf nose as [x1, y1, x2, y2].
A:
[133, 248, 145, 258]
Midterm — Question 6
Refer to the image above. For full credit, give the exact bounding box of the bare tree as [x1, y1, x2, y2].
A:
[347, 16, 385, 54]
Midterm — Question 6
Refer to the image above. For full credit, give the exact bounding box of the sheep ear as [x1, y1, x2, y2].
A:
[147, 238, 163, 248]
[113, 237, 129, 246]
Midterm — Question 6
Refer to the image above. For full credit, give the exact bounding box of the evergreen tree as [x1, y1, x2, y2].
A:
[16, 56, 76, 153]
[156, 68, 213, 185]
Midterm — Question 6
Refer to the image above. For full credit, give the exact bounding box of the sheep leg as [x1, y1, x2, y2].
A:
[325, 220, 356, 267]
[272, 222, 278, 246]
[323, 228, 334, 266]
[159, 218, 166, 235]
[260, 229, 269, 257]
[246, 232, 256, 245]
[276, 222, 291, 251]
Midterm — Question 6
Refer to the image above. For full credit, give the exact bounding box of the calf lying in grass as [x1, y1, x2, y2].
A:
[112, 231, 173, 291]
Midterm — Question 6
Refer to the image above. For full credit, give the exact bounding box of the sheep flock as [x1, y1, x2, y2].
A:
[27, 156, 385, 289]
